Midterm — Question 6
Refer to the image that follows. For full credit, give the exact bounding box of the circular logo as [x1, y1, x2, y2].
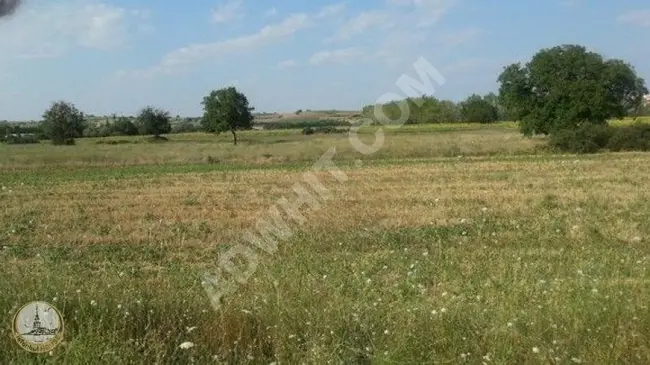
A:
[12, 301, 64, 353]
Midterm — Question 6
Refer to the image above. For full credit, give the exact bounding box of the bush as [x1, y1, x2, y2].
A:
[549, 123, 611, 154]
[96, 139, 134, 145]
[302, 126, 349, 135]
[172, 121, 201, 134]
[1, 134, 40, 144]
[549, 122, 650, 154]
[145, 136, 169, 143]
[52, 138, 76, 146]
[262, 119, 349, 130]
[607, 123, 650, 152]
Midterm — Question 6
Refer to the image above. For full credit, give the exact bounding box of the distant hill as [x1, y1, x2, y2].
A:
[253, 110, 362, 123]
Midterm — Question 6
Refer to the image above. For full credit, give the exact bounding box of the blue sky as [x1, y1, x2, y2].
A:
[0, 0, 649, 120]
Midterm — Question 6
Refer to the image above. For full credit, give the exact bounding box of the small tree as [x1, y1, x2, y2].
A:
[136, 106, 171, 138]
[41, 101, 86, 145]
[201, 86, 254, 145]
[460, 94, 498, 123]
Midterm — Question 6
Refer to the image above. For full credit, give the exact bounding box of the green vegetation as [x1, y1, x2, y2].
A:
[498, 44, 648, 138]
[1, 43, 650, 363]
[362, 96, 464, 125]
[261, 119, 351, 130]
[136, 106, 172, 139]
[459, 94, 499, 123]
[1, 133, 649, 363]
[201, 86, 255, 145]
[41, 101, 86, 145]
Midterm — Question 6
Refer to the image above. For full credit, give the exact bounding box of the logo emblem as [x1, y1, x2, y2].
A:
[12, 301, 64, 353]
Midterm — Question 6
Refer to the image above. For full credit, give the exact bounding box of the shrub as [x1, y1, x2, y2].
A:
[302, 126, 349, 135]
[145, 136, 169, 143]
[549, 123, 611, 154]
[607, 123, 650, 152]
[1, 134, 40, 144]
[172, 121, 201, 134]
[263, 119, 349, 130]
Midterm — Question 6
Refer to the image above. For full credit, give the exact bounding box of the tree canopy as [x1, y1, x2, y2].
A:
[136, 106, 171, 138]
[41, 101, 86, 145]
[201, 86, 254, 145]
[460, 94, 499, 123]
[498, 44, 648, 136]
[362, 96, 464, 124]
[114, 117, 139, 136]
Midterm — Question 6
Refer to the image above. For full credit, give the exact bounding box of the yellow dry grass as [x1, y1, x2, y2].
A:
[3, 152, 647, 250]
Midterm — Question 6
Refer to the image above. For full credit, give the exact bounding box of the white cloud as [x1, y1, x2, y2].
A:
[618, 10, 650, 28]
[276, 59, 298, 69]
[321, 0, 458, 65]
[327, 0, 456, 44]
[310, 47, 364, 65]
[439, 27, 484, 46]
[265, 7, 278, 17]
[211, 0, 243, 23]
[317, 3, 346, 18]
[383, 0, 457, 27]
[326, 10, 391, 42]
[0, 0, 151, 60]
[160, 14, 311, 69]
[122, 4, 343, 78]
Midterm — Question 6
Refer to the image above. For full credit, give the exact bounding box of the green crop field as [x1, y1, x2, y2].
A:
[1, 123, 649, 364]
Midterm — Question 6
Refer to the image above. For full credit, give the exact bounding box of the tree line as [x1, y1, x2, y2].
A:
[2, 44, 650, 152]
[363, 44, 650, 152]
[362, 92, 510, 125]
[1, 86, 254, 145]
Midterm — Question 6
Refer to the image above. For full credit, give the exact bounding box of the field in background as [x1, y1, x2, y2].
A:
[0, 122, 538, 172]
[1, 122, 649, 364]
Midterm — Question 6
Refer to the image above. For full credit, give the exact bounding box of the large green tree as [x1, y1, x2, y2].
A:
[498, 44, 648, 136]
[136, 106, 171, 138]
[41, 101, 86, 145]
[460, 94, 499, 123]
[201, 86, 254, 145]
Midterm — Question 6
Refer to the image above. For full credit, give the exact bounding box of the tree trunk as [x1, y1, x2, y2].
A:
[232, 130, 237, 145]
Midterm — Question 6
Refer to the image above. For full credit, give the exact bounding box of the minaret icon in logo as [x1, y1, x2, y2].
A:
[13, 300, 65, 353]
[22, 304, 57, 337]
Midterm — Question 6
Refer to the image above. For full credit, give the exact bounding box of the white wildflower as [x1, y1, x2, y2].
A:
[179, 341, 194, 349]
[532, 347, 540, 354]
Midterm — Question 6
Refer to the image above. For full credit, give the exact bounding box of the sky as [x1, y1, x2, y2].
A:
[0, 0, 649, 121]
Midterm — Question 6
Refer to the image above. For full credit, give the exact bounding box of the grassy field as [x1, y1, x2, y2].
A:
[1, 122, 649, 364]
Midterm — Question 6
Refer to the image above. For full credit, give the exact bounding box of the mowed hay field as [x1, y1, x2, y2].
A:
[1, 124, 649, 364]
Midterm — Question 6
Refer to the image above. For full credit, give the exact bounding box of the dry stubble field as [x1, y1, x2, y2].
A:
[0, 125, 649, 364]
